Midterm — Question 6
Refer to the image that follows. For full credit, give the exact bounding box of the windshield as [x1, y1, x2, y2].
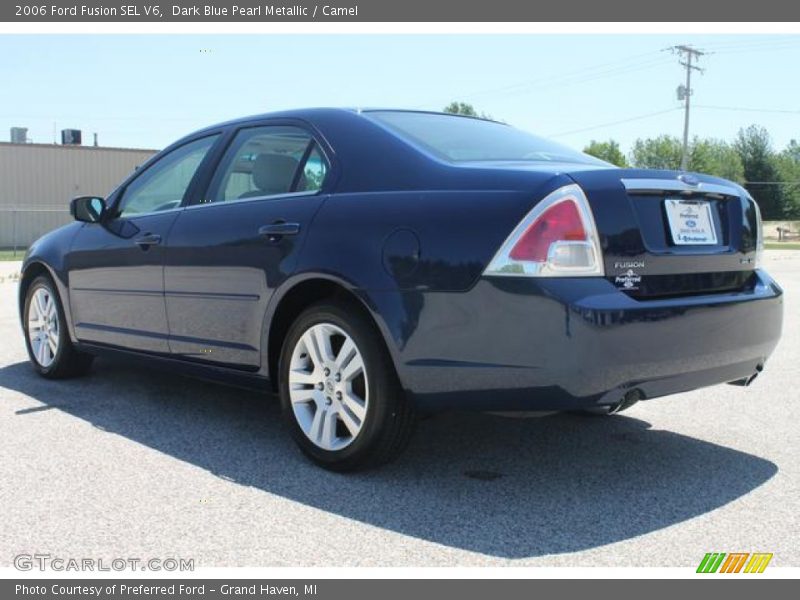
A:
[366, 111, 606, 165]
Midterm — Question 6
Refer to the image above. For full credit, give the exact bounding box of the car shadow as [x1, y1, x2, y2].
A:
[0, 359, 778, 559]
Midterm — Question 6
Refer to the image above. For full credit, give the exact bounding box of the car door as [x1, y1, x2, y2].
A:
[67, 134, 220, 353]
[163, 123, 330, 369]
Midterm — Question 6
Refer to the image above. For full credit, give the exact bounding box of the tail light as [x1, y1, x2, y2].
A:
[484, 184, 604, 277]
[750, 195, 765, 268]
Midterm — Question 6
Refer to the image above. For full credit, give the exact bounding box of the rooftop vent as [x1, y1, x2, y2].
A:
[10, 127, 28, 144]
[61, 129, 82, 145]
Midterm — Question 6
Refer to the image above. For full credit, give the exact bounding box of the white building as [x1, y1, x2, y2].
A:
[0, 141, 157, 249]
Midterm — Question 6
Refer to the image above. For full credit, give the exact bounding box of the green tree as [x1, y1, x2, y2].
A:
[784, 139, 800, 161]
[734, 125, 784, 219]
[689, 138, 745, 183]
[443, 101, 493, 120]
[630, 135, 683, 170]
[630, 135, 744, 184]
[443, 101, 479, 117]
[774, 139, 800, 218]
[583, 139, 628, 167]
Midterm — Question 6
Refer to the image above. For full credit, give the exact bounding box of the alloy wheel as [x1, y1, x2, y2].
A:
[288, 322, 369, 451]
[28, 287, 59, 368]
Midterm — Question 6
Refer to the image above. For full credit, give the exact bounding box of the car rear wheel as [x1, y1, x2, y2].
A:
[279, 300, 415, 471]
[23, 275, 93, 379]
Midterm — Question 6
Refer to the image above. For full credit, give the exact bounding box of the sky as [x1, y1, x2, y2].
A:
[2, 34, 800, 154]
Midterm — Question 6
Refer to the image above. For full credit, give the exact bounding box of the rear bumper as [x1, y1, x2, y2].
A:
[377, 269, 783, 411]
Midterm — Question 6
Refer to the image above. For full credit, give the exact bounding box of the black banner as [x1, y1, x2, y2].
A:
[3, 0, 800, 22]
[4, 579, 797, 600]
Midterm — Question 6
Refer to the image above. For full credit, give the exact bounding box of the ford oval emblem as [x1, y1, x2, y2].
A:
[679, 174, 700, 186]
[686, 219, 696, 227]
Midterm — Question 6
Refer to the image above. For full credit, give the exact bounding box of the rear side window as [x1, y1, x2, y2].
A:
[301, 145, 328, 192]
[203, 125, 327, 204]
[366, 111, 604, 165]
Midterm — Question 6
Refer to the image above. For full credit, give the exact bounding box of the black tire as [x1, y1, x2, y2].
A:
[23, 275, 94, 379]
[278, 300, 415, 472]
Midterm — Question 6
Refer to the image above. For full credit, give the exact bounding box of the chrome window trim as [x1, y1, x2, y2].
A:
[110, 191, 321, 219]
[185, 190, 321, 211]
[621, 178, 741, 198]
[110, 206, 185, 220]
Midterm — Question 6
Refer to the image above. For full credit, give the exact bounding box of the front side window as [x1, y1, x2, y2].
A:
[116, 135, 218, 218]
[204, 126, 327, 204]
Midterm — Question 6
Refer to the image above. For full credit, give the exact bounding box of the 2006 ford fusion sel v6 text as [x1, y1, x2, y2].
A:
[19, 109, 783, 470]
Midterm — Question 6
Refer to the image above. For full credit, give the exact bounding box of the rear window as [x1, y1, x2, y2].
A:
[366, 111, 604, 165]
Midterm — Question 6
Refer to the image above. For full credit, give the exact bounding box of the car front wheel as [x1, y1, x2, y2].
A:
[23, 275, 93, 379]
[279, 300, 415, 471]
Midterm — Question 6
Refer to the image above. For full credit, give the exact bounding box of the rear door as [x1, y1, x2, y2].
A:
[162, 123, 330, 369]
[68, 134, 220, 353]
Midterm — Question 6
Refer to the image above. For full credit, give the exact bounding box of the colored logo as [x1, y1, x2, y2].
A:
[686, 219, 697, 227]
[614, 269, 642, 290]
[697, 552, 773, 573]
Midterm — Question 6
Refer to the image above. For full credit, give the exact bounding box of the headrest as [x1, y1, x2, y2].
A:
[252, 153, 299, 195]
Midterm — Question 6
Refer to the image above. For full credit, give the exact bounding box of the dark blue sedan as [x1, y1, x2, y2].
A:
[19, 109, 783, 470]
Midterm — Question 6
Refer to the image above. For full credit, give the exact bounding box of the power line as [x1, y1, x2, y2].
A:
[694, 104, 800, 115]
[457, 38, 798, 106]
[509, 56, 673, 96]
[701, 36, 800, 52]
[548, 107, 680, 138]
[713, 40, 800, 56]
[745, 181, 800, 185]
[465, 51, 664, 99]
[414, 49, 668, 108]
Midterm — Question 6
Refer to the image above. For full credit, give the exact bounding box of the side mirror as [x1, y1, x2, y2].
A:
[70, 196, 106, 223]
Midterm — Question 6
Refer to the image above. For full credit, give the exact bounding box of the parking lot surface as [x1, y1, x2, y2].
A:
[1, 252, 798, 567]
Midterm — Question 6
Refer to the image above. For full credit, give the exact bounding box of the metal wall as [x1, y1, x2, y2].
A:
[0, 142, 157, 249]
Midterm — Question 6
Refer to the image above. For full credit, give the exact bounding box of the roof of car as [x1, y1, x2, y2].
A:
[195, 107, 500, 134]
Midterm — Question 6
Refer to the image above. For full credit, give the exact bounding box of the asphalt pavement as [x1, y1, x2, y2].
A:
[0, 252, 798, 567]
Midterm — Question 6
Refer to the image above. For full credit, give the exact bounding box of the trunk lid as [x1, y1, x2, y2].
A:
[567, 169, 761, 299]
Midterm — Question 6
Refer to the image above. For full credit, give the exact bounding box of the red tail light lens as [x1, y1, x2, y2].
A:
[483, 184, 604, 278]
[509, 200, 587, 262]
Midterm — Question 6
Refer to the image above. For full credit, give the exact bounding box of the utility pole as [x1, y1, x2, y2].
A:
[671, 45, 705, 171]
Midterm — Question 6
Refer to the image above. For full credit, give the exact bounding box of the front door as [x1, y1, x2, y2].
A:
[68, 134, 220, 353]
[163, 124, 330, 368]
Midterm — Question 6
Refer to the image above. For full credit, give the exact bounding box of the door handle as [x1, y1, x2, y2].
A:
[258, 222, 300, 242]
[134, 233, 162, 249]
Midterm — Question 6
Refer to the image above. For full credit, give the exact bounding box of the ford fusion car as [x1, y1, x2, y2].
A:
[19, 109, 783, 470]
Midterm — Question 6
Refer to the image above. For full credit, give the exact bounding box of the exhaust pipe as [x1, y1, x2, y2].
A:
[585, 388, 643, 415]
[728, 363, 764, 387]
[607, 388, 643, 414]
